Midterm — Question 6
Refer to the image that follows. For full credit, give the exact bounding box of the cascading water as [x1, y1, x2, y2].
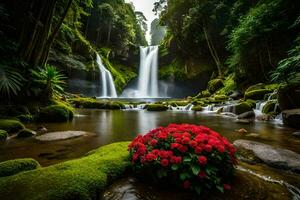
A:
[96, 53, 117, 98]
[121, 46, 160, 98]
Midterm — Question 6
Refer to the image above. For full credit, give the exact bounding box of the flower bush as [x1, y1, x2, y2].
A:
[128, 124, 237, 194]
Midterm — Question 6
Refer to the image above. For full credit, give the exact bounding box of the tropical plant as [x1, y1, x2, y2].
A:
[128, 124, 236, 195]
[31, 65, 66, 99]
[0, 65, 24, 100]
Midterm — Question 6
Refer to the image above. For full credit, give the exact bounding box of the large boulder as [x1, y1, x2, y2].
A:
[225, 102, 253, 115]
[234, 139, 300, 173]
[0, 119, 25, 134]
[244, 89, 272, 100]
[262, 100, 279, 114]
[207, 79, 224, 93]
[282, 109, 300, 129]
[37, 105, 74, 122]
[278, 83, 300, 110]
[146, 104, 169, 111]
[0, 158, 40, 177]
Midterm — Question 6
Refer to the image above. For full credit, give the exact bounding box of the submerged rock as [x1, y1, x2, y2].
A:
[229, 91, 243, 100]
[292, 131, 300, 138]
[282, 109, 300, 129]
[245, 133, 260, 138]
[238, 111, 255, 119]
[235, 119, 253, 124]
[17, 129, 36, 138]
[36, 131, 90, 141]
[234, 139, 300, 173]
[235, 128, 248, 134]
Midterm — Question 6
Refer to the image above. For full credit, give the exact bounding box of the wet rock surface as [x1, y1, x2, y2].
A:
[282, 109, 300, 129]
[234, 139, 300, 173]
[36, 131, 91, 141]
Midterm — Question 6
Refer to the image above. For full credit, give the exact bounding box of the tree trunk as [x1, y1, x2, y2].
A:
[107, 21, 112, 45]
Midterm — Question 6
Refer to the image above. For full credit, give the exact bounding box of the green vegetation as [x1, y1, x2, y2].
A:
[245, 89, 272, 100]
[192, 105, 203, 112]
[0, 158, 40, 177]
[262, 101, 278, 114]
[146, 104, 169, 111]
[0, 130, 8, 141]
[37, 105, 74, 123]
[0, 120, 24, 134]
[208, 79, 224, 93]
[0, 142, 130, 200]
[70, 97, 125, 110]
[233, 102, 253, 115]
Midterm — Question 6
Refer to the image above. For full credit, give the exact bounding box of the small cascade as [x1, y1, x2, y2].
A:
[170, 103, 194, 111]
[254, 101, 267, 116]
[96, 53, 117, 98]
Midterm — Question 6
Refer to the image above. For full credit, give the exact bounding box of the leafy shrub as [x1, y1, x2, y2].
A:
[128, 124, 237, 194]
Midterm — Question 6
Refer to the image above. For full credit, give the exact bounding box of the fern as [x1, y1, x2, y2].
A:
[0, 66, 24, 99]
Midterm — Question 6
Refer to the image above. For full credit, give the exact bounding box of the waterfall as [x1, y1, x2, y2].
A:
[96, 53, 117, 98]
[137, 46, 159, 97]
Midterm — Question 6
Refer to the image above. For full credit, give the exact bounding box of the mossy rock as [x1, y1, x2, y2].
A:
[245, 83, 265, 93]
[245, 99, 256, 108]
[0, 120, 25, 134]
[262, 101, 278, 114]
[0, 142, 130, 200]
[147, 104, 169, 111]
[245, 89, 273, 100]
[278, 83, 300, 110]
[16, 114, 34, 123]
[168, 101, 190, 107]
[0, 158, 40, 177]
[195, 90, 211, 98]
[69, 98, 125, 110]
[232, 102, 253, 115]
[208, 79, 224, 93]
[0, 130, 8, 141]
[214, 94, 228, 101]
[37, 105, 74, 123]
[17, 129, 36, 138]
[192, 105, 203, 111]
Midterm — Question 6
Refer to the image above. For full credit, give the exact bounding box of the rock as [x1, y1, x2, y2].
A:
[225, 102, 253, 115]
[278, 83, 300, 110]
[191, 105, 203, 111]
[0, 119, 25, 134]
[146, 104, 169, 111]
[245, 89, 273, 100]
[17, 129, 36, 138]
[234, 139, 300, 173]
[282, 109, 300, 129]
[36, 126, 48, 132]
[292, 131, 300, 138]
[262, 100, 279, 114]
[256, 114, 273, 121]
[229, 91, 243, 100]
[245, 133, 260, 138]
[214, 94, 228, 101]
[0, 158, 40, 177]
[208, 79, 224, 93]
[235, 119, 253, 124]
[235, 128, 248, 134]
[36, 131, 90, 141]
[37, 105, 74, 123]
[238, 111, 255, 119]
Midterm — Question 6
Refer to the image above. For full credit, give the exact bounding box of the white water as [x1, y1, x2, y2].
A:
[122, 46, 160, 98]
[96, 53, 117, 98]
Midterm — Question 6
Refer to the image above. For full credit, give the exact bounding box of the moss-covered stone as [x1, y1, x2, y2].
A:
[0, 120, 25, 134]
[231, 102, 253, 115]
[0, 142, 130, 200]
[192, 105, 203, 111]
[244, 89, 272, 100]
[245, 83, 265, 93]
[0, 158, 40, 177]
[194, 90, 211, 98]
[245, 99, 256, 108]
[214, 94, 228, 101]
[262, 101, 278, 114]
[0, 130, 8, 141]
[278, 83, 300, 110]
[37, 105, 74, 123]
[17, 129, 36, 138]
[69, 97, 125, 110]
[16, 114, 34, 123]
[208, 79, 224, 93]
[147, 104, 169, 111]
[217, 74, 237, 95]
[168, 101, 190, 107]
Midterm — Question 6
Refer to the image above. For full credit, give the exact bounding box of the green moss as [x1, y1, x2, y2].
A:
[159, 59, 187, 80]
[147, 104, 169, 111]
[167, 101, 190, 107]
[0, 158, 40, 177]
[37, 105, 74, 123]
[265, 84, 280, 91]
[214, 94, 228, 101]
[208, 79, 224, 93]
[0, 120, 25, 134]
[0, 130, 8, 141]
[217, 74, 237, 95]
[234, 102, 253, 115]
[69, 98, 125, 110]
[245, 83, 265, 93]
[192, 105, 203, 111]
[262, 101, 278, 114]
[245, 99, 256, 108]
[16, 114, 34, 123]
[0, 142, 130, 200]
[245, 89, 273, 100]
[17, 129, 36, 138]
[194, 90, 211, 98]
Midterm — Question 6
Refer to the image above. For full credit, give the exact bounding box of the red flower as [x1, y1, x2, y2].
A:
[160, 159, 169, 167]
[146, 153, 157, 161]
[182, 137, 190, 144]
[157, 132, 168, 140]
[178, 145, 188, 153]
[170, 143, 180, 149]
[150, 139, 158, 146]
[195, 146, 202, 154]
[159, 150, 170, 159]
[170, 156, 182, 164]
[204, 144, 212, 152]
[182, 132, 191, 138]
[189, 140, 198, 148]
[175, 137, 182, 143]
[198, 156, 207, 165]
[198, 171, 206, 178]
[183, 180, 191, 189]
[223, 184, 231, 190]
[216, 145, 225, 153]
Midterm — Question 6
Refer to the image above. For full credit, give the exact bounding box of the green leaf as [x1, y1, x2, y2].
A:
[171, 164, 179, 171]
[191, 165, 201, 175]
[217, 185, 224, 193]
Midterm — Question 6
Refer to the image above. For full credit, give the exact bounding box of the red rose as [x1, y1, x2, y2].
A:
[183, 180, 191, 189]
[146, 153, 157, 161]
[195, 146, 202, 154]
[216, 145, 225, 153]
[150, 139, 158, 146]
[175, 137, 182, 143]
[189, 140, 198, 148]
[198, 156, 207, 165]
[159, 150, 170, 159]
[170, 156, 182, 164]
[157, 132, 168, 139]
[198, 171, 206, 178]
[178, 145, 188, 153]
[182, 137, 190, 144]
[182, 132, 191, 138]
[223, 184, 231, 190]
[160, 159, 169, 167]
[204, 144, 212, 152]
[170, 143, 180, 149]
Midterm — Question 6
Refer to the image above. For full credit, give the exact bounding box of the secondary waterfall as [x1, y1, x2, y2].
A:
[96, 53, 117, 98]
[137, 46, 159, 97]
